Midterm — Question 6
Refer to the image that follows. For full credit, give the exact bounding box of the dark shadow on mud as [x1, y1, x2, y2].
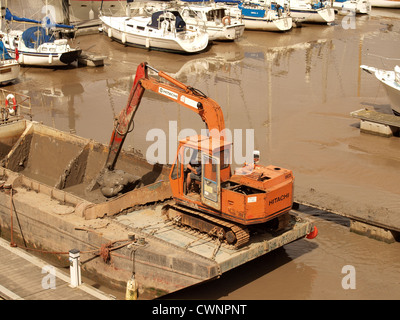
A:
[141, 163, 164, 185]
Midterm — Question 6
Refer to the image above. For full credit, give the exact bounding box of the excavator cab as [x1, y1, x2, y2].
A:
[169, 135, 231, 212]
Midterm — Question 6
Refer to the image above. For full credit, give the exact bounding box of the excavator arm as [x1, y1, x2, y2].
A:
[105, 62, 147, 171]
[105, 62, 226, 171]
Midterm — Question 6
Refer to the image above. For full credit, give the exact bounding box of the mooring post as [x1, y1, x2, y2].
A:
[69, 249, 82, 288]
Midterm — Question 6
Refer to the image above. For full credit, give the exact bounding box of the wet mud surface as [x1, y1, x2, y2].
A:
[2, 7, 400, 299]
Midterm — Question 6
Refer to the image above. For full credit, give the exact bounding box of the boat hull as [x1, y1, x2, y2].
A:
[217, 24, 245, 40]
[291, 7, 335, 23]
[0, 61, 19, 84]
[383, 82, 400, 115]
[333, 0, 371, 13]
[187, 23, 245, 41]
[5, 49, 82, 67]
[242, 16, 293, 31]
[59, 50, 83, 65]
[361, 65, 400, 115]
[369, 0, 400, 7]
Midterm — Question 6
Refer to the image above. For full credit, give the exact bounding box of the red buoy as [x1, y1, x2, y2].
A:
[306, 226, 318, 239]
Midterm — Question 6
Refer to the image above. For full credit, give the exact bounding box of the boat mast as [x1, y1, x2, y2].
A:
[62, 0, 70, 25]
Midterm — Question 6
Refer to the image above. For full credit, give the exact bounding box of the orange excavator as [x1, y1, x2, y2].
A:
[102, 62, 295, 248]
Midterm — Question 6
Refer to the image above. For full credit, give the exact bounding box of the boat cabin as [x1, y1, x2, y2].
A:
[148, 11, 187, 32]
[181, 7, 228, 23]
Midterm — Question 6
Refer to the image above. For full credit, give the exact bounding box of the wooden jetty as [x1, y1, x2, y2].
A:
[0, 238, 114, 300]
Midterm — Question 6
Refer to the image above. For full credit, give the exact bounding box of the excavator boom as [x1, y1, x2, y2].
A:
[105, 62, 148, 171]
[105, 62, 225, 171]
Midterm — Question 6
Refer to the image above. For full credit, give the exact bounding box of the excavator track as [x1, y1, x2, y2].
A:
[162, 204, 250, 249]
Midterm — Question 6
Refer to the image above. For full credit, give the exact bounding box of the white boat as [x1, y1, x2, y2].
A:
[369, 0, 400, 7]
[361, 65, 400, 116]
[332, 0, 371, 13]
[0, 9, 81, 67]
[69, 0, 123, 21]
[99, 10, 209, 53]
[290, 0, 335, 24]
[0, 41, 19, 85]
[226, 1, 292, 31]
[179, 4, 245, 41]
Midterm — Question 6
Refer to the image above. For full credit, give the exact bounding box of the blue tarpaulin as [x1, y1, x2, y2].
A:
[312, 2, 324, 9]
[5, 8, 39, 24]
[5, 8, 74, 29]
[148, 11, 186, 32]
[21, 26, 54, 49]
[0, 41, 13, 60]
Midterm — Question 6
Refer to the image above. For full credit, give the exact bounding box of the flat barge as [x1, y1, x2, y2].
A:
[0, 119, 316, 299]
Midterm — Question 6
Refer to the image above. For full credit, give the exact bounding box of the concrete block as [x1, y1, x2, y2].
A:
[350, 219, 398, 243]
[360, 120, 399, 137]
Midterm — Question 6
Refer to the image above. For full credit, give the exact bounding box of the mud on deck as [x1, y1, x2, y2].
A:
[0, 120, 169, 203]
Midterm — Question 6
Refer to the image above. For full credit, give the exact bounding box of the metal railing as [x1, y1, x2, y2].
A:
[0, 88, 32, 123]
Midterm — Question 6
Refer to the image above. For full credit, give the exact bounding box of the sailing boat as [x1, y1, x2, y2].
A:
[100, 9, 209, 54]
[0, 8, 81, 67]
[178, 2, 245, 41]
[237, 1, 293, 32]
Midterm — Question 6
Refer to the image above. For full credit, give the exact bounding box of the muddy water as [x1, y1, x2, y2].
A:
[166, 206, 400, 299]
[4, 8, 400, 299]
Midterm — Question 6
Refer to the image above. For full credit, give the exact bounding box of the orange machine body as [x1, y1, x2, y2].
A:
[169, 135, 294, 225]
